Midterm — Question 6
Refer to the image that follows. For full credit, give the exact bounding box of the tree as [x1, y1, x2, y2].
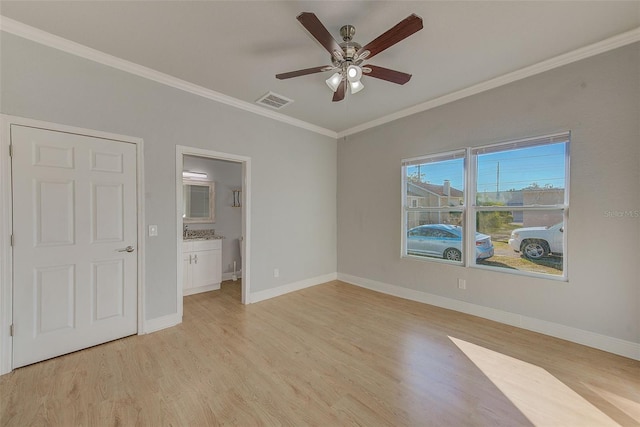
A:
[407, 171, 425, 184]
[523, 182, 558, 190]
[476, 201, 513, 232]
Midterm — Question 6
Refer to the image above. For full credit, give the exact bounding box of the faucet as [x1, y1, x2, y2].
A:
[183, 224, 188, 238]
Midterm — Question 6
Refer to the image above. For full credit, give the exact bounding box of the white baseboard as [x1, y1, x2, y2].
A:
[249, 272, 338, 304]
[222, 272, 242, 281]
[142, 313, 181, 334]
[183, 283, 220, 296]
[518, 315, 640, 361]
[337, 273, 640, 361]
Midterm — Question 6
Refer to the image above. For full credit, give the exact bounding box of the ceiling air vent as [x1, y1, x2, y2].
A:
[256, 92, 293, 110]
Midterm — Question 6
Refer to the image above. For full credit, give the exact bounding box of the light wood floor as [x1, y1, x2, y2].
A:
[1, 280, 638, 426]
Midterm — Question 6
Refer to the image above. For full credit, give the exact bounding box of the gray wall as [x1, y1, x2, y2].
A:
[338, 43, 640, 343]
[183, 155, 243, 274]
[2, 29, 638, 346]
[1, 33, 337, 320]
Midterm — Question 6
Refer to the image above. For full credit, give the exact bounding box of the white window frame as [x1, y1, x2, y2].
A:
[401, 149, 467, 264]
[469, 132, 570, 280]
[402, 132, 570, 280]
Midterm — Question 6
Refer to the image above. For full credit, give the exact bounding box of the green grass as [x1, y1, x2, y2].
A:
[479, 241, 562, 275]
[407, 239, 563, 276]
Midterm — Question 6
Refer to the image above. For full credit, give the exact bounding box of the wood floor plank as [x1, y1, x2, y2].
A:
[1, 280, 638, 426]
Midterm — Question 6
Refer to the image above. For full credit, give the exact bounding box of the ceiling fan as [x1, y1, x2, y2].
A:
[276, 12, 423, 102]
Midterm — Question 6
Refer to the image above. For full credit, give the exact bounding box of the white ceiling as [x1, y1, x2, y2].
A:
[1, 1, 639, 134]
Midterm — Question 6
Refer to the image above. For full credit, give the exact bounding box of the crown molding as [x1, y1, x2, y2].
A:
[0, 16, 338, 139]
[2, 16, 638, 141]
[337, 26, 640, 138]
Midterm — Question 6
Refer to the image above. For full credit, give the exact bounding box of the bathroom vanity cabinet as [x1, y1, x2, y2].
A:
[183, 239, 222, 295]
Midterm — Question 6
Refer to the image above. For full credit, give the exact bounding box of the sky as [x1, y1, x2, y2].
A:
[407, 142, 567, 193]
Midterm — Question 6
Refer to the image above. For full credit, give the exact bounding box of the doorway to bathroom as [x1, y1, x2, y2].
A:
[176, 146, 250, 316]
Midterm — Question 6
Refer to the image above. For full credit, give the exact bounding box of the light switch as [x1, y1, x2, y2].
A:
[149, 225, 158, 236]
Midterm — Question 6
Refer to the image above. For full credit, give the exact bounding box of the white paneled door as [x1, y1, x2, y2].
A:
[11, 125, 138, 368]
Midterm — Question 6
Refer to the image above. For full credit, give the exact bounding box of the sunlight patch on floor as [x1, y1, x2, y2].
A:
[584, 382, 640, 423]
[449, 336, 619, 426]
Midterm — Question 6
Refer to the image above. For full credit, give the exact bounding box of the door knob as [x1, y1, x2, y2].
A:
[118, 246, 135, 253]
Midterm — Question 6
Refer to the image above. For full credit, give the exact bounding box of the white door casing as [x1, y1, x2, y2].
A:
[183, 253, 192, 292]
[175, 145, 251, 309]
[11, 125, 138, 368]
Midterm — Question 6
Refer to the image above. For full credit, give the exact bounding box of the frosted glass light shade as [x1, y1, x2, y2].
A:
[346, 65, 362, 82]
[326, 73, 342, 92]
[349, 80, 364, 94]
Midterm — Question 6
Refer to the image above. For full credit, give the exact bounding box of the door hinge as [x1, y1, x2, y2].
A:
[9, 324, 13, 337]
[8, 144, 12, 157]
[10, 234, 13, 247]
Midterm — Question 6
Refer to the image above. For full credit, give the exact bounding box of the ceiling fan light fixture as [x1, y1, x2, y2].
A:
[276, 13, 423, 102]
[346, 65, 362, 83]
[326, 72, 342, 92]
[350, 80, 364, 94]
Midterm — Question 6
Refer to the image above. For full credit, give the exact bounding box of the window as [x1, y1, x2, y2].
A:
[472, 133, 569, 278]
[403, 150, 466, 263]
[402, 133, 570, 279]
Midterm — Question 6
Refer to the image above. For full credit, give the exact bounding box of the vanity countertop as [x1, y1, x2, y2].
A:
[183, 229, 223, 240]
[183, 235, 223, 241]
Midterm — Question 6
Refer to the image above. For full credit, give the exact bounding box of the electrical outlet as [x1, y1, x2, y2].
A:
[274, 268, 280, 278]
[148, 225, 158, 236]
[458, 278, 466, 290]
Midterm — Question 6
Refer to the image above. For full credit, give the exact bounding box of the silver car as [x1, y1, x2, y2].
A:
[407, 224, 494, 261]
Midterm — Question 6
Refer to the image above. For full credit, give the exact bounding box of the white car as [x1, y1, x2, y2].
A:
[508, 223, 564, 259]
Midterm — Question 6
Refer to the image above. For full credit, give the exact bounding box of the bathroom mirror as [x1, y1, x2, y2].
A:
[183, 179, 215, 223]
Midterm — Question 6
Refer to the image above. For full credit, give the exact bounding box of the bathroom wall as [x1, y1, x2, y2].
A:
[183, 155, 243, 276]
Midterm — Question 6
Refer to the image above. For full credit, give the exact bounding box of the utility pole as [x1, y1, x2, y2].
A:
[496, 161, 500, 199]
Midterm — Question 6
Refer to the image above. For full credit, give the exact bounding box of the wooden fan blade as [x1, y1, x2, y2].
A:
[356, 14, 423, 60]
[332, 79, 346, 102]
[364, 65, 412, 85]
[276, 66, 333, 80]
[297, 12, 343, 58]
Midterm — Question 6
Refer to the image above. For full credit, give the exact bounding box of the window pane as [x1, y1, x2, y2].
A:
[406, 157, 464, 208]
[476, 210, 564, 276]
[476, 142, 566, 206]
[406, 218, 465, 263]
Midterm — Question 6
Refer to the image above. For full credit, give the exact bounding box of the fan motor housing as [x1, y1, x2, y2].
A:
[332, 25, 361, 67]
[340, 24, 356, 41]
[333, 42, 361, 65]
